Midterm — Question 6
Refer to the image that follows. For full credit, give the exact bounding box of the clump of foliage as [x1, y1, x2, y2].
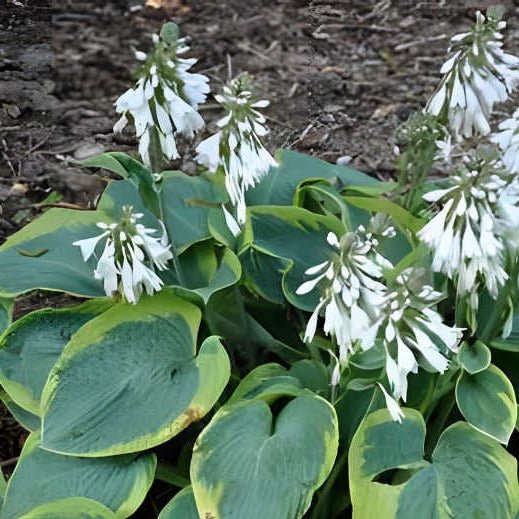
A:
[0, 12, 518, 519]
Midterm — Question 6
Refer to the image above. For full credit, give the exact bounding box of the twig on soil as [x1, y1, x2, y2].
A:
[266, 115, 294, 130]
[0, 456, 19, 468]
[312, 23, 400, 38]
[26, 128, 54, 155]
[1, 139, 17, 177]
[288, 82, 299, 98]
[226, 53, 233, 81]
[394, 34, 449, 52]
[10, 202, 88, 211]
[236, 42, 277, 63]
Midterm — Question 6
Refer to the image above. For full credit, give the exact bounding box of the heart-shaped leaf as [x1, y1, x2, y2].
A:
[456, 364, 517, 444]
[191, 394, 338, 519]
[41, 290, 230, 456]
[158, 486, 199, 519]
[0, 433, 155, 519]
[349, 408, 519, 519]
[0, 301, 112, 414]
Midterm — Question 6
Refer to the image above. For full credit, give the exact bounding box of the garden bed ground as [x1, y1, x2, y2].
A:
[1, 0, 518, 515]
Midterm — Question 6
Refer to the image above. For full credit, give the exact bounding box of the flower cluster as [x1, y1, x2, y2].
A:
[299, 221, 463, 422]
[296, 227, 390, 362]
[73, 207, 172, 304]
[418, 152, 519, 308]
[426, 11, 519, 140]
[114, 23, 209, 169]
[196, 73, 277, 232]
[381, 269, 462, 403]
[492, 108, 519, 173]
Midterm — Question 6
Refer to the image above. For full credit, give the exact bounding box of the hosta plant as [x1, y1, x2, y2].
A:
[0, 14, 518, 519]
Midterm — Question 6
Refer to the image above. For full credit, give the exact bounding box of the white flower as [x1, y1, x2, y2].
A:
[114, 24, 208, 169]
[380, 269, 463, 401]
[492, 108, 519, 173]
[330, 351, 341, 387]
[73, 207, 173, 303]
[195, 74, 277, 231]
[434, 134, 453, 163]
[419, 153, 519, 305]
[378, 383, 404, 423]
[426, 11, 519, 140]
[297, 223, 392, 359]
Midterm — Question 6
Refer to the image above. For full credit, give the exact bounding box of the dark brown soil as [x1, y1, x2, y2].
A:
[1, 0, 519, 515]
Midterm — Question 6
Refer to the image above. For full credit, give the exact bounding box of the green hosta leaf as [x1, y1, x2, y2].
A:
[239, 248, 288, 305]
[247, 149, 383, 206]
[204, 289, 304, 364]
[458, 340, 491, 374]
[40, 291, 230, 456]
[16, 498, 117, 519]
[349, 408, 519, 519]
[0, 209, 106, 298]
[349, 408, 425, 518]
[191, 394, 339, 519]
[397, 423, 519, 518]
[491, 314, 519, 352]
[0, 180, 152, 298]
[0, 298, 13, 335]
[160, 171, 227, 253]
[1, 433, 155, 519]
[207, 206, 240, 250]
[244, 206, 343, 312]
[226, 364, 303, 406]
[455, 364, 517, 444]
[343, 195, 423, 233]
[173, 242, 241, 305]
[158, 486, 199, 519]
[0, 469, 6, 508]
[80, 152, 159, 215]
[80, 151, 146, 179]
[296, 182, 353, 228]
[335, 386, 379, 445]
[0, 300, 112, 415]
[288, 360, 329, 394]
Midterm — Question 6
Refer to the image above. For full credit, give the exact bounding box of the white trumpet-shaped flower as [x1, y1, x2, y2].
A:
[114, 23, 209, 169]
[195, 73, 277, 232]
[492, 108, 519, 173]
[297, 222, 394, 368]
[418, 153, 519, 306]
[378, 383, 405, 423]
[73, 206, 173, 304]
[380, 269, 463, 403]
[426, 11, 519, 140]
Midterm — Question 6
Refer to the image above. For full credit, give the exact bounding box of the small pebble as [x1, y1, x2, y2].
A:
[336, 155, 352, 167]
